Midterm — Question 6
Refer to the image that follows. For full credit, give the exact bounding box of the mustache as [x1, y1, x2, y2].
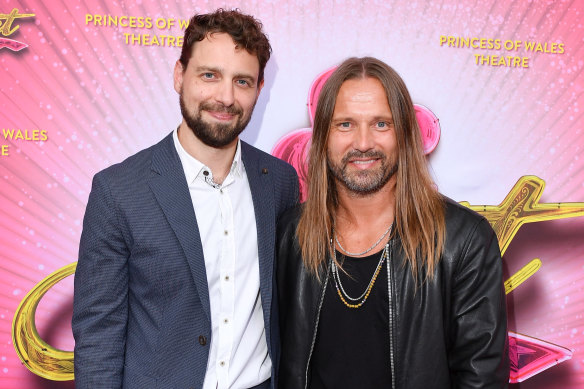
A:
[199, 102, 242, 116]
[341, 150, 386, 164]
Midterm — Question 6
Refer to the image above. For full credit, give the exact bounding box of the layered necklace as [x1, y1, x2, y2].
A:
[335, 223, 393, 256]
[331, 223, 393, 309]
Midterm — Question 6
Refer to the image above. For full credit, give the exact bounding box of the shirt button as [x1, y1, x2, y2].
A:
[224, 275, 230, 281]
[220, 361, 225, 367]
[223, 318, 229, 324]
[198, 335, 207, 346]
[224, 230, 228, 235]
[203, 170, 209, 176]
[220, 189, 223, 194]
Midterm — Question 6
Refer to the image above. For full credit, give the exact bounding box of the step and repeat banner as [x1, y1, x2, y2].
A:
[2, 0, 583, 387]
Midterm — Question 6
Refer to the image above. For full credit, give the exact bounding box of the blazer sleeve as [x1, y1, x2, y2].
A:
[449, 218, 510, 389]
[284, 162, 300, 210]
[72, 172, 129, 388]
[273, 159, 300, 218]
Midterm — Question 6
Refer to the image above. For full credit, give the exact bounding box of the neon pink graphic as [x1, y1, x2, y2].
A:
[414, 104, 440, 154]
[270, 128, 311, 202]
[509, 332, 573, 383]
[307, 67, 337, 126]
[0, 38, 28, 51]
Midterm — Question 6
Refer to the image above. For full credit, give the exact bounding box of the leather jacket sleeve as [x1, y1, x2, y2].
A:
[447, 216, 509, 388]
[276, 205, 318, 389]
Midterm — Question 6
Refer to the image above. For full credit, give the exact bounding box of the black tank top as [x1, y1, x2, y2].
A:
[310, 248, 391, 389]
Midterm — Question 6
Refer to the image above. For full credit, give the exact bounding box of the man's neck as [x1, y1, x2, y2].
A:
[335, 179, 397, 233]
[177, 122, 238, 183]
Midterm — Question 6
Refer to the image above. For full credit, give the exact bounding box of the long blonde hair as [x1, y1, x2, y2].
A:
[296, 57, 445, 281]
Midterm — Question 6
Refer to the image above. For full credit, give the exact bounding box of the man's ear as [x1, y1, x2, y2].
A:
[173, 60, 184, 94]
[256, 79, 264, 98]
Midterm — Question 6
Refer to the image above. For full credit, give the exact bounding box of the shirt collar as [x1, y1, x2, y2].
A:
[231, 139, 243, 177]
[173, 127, 243, 185]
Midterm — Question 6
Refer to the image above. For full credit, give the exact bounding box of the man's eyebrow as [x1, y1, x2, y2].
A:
[233, 72, 257, 83]
[331, 116, 354, 122]
[330, 115, 394, 122]
[195, 66, 222, 73]
[372, 115, 394, 121]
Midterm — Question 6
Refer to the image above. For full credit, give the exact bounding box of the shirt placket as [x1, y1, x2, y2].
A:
[216, 185, 235, 389]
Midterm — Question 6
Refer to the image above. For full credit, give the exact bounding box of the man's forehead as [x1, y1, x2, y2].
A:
[346, 91, 376, 103]
[334, 77, 392, 113]
[338, 77, 387, 97]
[190, 33, 256, 61]
[192, 32, 252, 57]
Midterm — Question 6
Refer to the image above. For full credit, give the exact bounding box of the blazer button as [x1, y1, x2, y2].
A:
[198, 335, 207, 346]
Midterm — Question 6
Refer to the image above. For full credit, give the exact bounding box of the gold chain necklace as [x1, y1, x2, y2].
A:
[330, 242, 389, 309]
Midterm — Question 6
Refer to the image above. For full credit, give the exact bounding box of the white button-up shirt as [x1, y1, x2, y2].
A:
[174, 130, 271, 389]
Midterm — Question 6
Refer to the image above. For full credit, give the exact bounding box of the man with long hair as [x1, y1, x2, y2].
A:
[277, 57, 508, 388]
[73, 9, 298, 389]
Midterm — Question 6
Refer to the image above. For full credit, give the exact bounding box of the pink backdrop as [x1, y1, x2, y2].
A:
[1, 0, 583, 387]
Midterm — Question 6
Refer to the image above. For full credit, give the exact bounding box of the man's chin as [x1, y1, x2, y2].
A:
[209, 138, 239, 149]
[200, 127, 243, 148]
[344, 168, 383, 181]
[195, 133, 239, 148]
[341, 170, 391, 193]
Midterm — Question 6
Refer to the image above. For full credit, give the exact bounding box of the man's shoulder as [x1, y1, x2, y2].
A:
[443, 195, 486, 225]
[241, 141, 297, 176]
[95, 133, 172, 181]
[277, 204, 303, 251]
[441, 195, 496, 243]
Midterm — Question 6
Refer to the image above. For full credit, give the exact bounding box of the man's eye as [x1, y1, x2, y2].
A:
[202, 73, 215, 79]
[376, 121, 393, 130]
[236, 79, 249, 86]
[340, 122, 351, 128]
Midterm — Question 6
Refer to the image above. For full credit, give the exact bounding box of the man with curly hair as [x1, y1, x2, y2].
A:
[73, 9, 298, 389]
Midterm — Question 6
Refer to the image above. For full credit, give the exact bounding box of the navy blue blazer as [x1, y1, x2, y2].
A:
[72, 133, 299, 388]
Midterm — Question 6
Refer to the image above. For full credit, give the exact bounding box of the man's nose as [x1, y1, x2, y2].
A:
[353, 125, 375, 151]
[214, 80, 235, 107]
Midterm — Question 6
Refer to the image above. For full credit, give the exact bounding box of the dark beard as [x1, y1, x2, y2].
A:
[179, 94, 253, 148]
[327, 149, 398, 195]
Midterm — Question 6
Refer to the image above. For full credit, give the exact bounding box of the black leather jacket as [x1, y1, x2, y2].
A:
[277, 199, 509, 389]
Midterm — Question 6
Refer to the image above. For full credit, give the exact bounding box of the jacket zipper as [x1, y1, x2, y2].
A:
[304, 260, 332, 389]
[387, 243, 396, 389]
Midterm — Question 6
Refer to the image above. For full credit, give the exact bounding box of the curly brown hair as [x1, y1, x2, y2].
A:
[179, 8, 271, 84]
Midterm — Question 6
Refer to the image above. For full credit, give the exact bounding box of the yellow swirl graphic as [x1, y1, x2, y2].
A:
[12, 262, 76, 381]
[504, 258, 541, 294]
[460, 176, 584, 256]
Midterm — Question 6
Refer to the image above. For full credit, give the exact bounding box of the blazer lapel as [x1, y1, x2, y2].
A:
[148, 133, 211, 323]
[241, 142, 276, 336]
